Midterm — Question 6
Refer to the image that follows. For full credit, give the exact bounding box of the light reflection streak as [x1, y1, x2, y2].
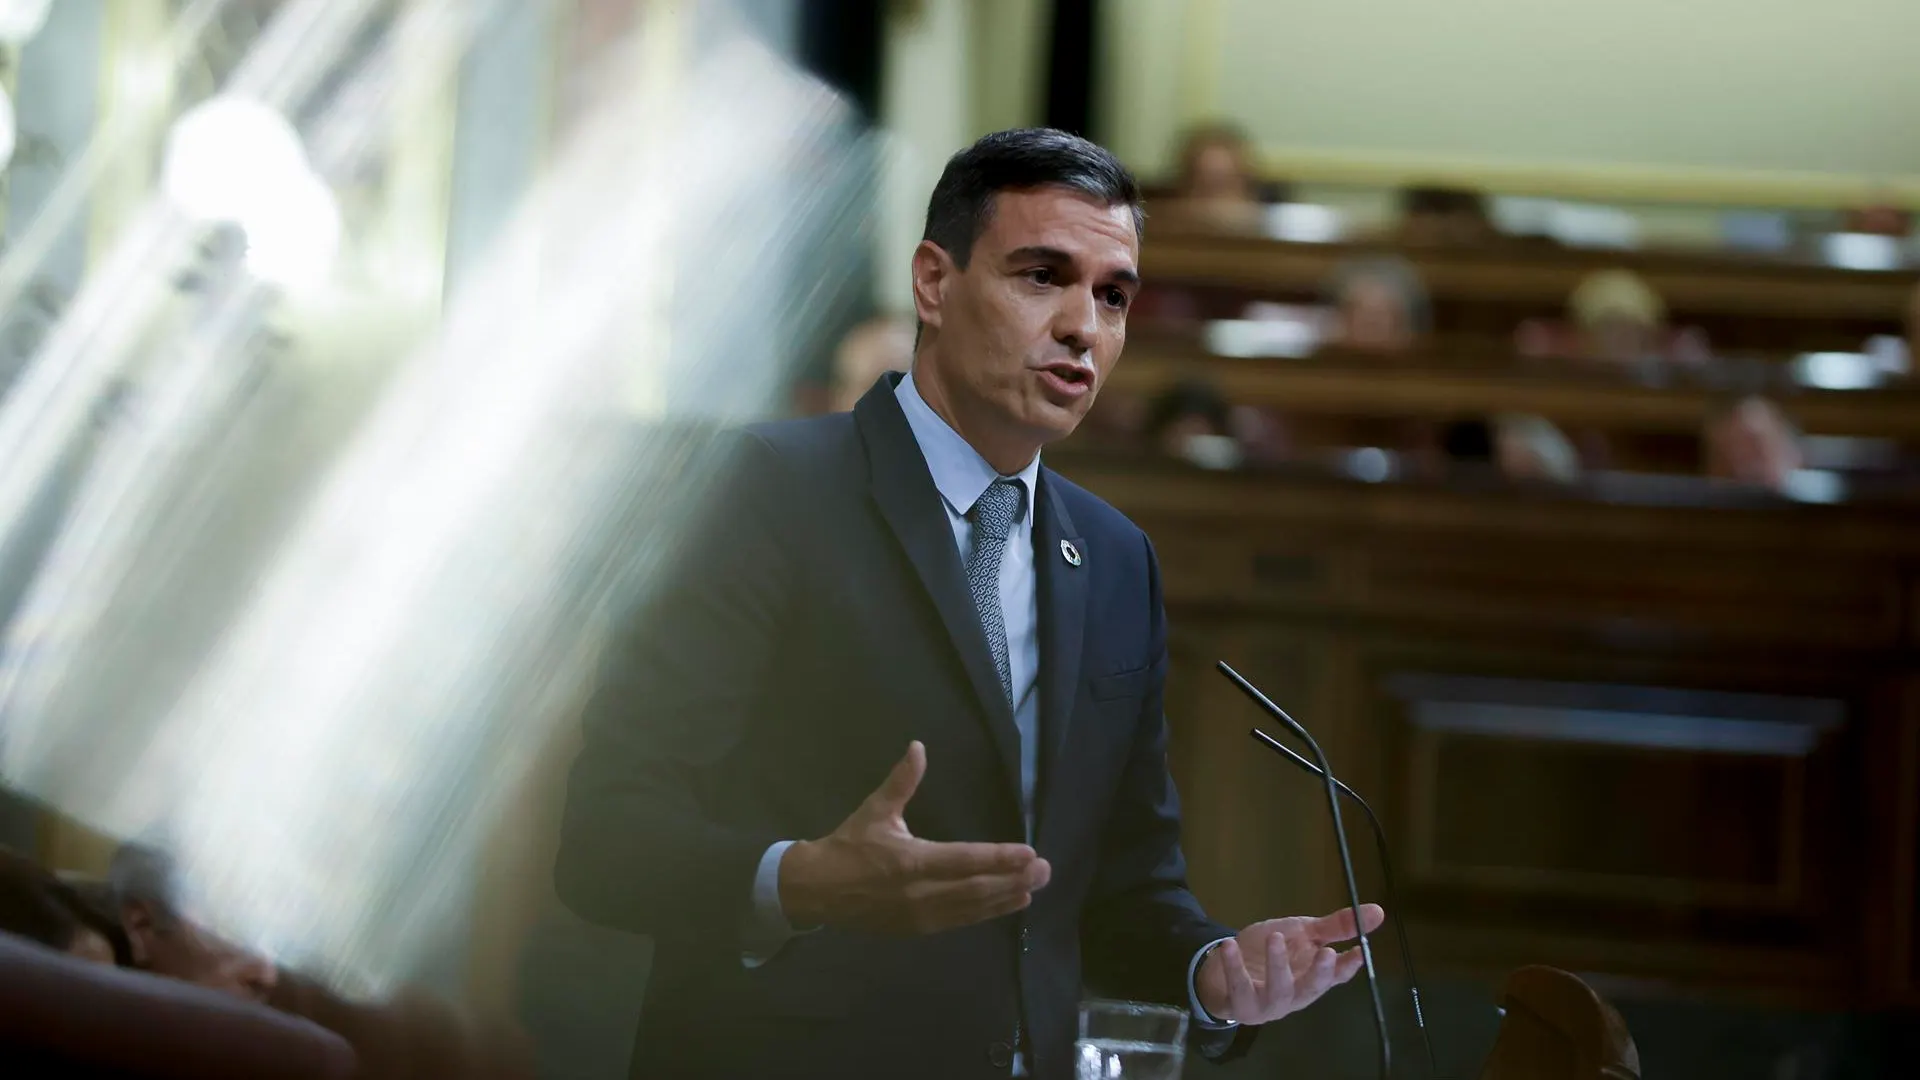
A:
[0, 1, 870, 994]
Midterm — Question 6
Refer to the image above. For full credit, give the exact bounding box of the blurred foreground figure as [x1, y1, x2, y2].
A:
[0, 845, 120, 965]
[108, 843, 278, 1002]
[83, 844, 532, 1080]
[0, 0, 868, 1009]
[557, 128, 1383, 1080]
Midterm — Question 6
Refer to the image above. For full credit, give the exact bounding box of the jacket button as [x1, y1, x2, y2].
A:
[987, 1041, 1013, 1068]
[1019, 925, 1031, 953]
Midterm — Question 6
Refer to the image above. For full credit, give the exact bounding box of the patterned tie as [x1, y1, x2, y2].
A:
[965, 478, 1025, 707]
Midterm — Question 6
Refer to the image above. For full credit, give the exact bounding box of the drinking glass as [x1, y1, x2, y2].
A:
[1075, 999, 1188, 1080]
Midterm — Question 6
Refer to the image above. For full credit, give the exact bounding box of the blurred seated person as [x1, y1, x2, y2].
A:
[1149, 122, 1286, 235]
[0, 845, 122, 966]
[828, 314, 912, 412]
[1439, 415, 1581, 483]
[90, 843, 533, 1080]
[1494, 414, 1582, 483]
[1703, 397, 1803, 493]
[105, 842, 279, 1002]
[1908, 280, 1920, 363]
[1395, 185, 1497, 247]
[1142, 379, 1241, 468]
[1516, 268, 1711, 370]
[1843, 201, 1912, 238]
[1325, 256, 1430, 354]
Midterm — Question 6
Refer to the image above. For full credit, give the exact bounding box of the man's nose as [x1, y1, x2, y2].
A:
[1054, 287, 1098, 351]
[242, 953, 279, 997]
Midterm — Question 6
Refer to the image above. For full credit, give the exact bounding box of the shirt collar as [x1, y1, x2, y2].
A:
[894, 369, 1040, 521]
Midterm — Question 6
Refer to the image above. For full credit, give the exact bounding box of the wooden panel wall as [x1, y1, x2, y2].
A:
[1060, 453, 1920, 1009]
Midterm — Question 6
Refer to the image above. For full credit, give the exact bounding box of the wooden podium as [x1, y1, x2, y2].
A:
[1480, 966, 1640, 1080]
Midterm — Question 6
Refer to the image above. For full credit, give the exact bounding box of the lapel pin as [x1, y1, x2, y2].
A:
[1060, 539, 1082, 567]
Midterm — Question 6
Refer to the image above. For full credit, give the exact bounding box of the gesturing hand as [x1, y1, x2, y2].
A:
[1195, 904, 1387, 1026]
[779, 741, 1050, 935]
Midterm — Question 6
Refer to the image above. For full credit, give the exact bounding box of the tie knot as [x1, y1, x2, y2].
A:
[970, 478, 1024, 540]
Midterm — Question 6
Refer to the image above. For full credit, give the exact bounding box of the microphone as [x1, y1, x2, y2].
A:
[1216, 661, 1392, 1080]
[1247, 730, 1441, 1078]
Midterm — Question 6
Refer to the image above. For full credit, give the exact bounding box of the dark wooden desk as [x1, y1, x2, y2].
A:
[1107, 345, 1920, 440]
[1140, 235, 1918, 350]
[1050, 451, 1920, 1010]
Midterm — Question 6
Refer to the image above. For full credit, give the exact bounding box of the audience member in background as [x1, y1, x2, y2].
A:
[1438, 415, 1580, 484]
[1907, 281, 1920, 363]
[1517, 268, 1710, 370]
[1395, 186, 1497, 247]
[1325, 256, 1430, 354]
[1569, 269, 1666, 365]
[1493, 414, 1582, 483]
[1142, 379, 1241, 468]
[0, 845, 122, 965]
[1843, 201, 1912, 238]
[1152, 122, 1280, 235]
[828, 314, 913, 412]
[1703, 397, 1803, 493]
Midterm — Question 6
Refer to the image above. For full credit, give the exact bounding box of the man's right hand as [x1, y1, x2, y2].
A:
[778, 741, 1049, 935]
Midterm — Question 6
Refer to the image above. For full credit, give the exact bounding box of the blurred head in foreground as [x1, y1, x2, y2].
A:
[1327, 256, 1430, 354]
[109, 843, 278, 1002]
[830, 315, 913, 412]
[1704, 397, 1803, 492]
[0, 846, 121, 965]
[910, 128, 1143, 472]
[1570, 269, 1666, 364]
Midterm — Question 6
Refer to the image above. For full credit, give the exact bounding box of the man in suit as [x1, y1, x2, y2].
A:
[555, 128, 1384, 1079]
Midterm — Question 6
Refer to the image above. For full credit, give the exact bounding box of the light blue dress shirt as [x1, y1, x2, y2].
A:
[742, 371, 1234, 1040]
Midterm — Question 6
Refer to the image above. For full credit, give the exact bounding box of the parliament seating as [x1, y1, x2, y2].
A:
[1137, 233, 1918, 351]
[1050, 449, 1920, 1012]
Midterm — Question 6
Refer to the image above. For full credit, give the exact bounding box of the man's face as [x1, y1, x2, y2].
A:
[912, 187, 1139, 462]
[123, 900, 278, 1003]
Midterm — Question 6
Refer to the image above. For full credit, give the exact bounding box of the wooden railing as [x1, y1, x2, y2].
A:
[1050, 450, 1920, 1010]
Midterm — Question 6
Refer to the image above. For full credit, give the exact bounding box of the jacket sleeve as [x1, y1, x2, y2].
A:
[552, 431, 792, 947]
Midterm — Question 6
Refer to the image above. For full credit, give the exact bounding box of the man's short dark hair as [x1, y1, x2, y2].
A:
[921, 128, 1143, 268]
[108, 842, 181, 919]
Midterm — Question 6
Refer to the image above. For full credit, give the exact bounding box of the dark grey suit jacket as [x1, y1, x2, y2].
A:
[556, 375, 1245, 1078]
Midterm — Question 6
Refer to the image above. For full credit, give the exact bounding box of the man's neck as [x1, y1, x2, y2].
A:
[910, 360, 1041, 477]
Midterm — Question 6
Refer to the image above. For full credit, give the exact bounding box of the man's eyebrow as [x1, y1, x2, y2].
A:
[1005, 245, 1140, 286]
[1005, 245, 1074, 265]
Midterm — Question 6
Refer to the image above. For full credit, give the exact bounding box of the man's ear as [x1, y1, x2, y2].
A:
[910, 240, 957, 333]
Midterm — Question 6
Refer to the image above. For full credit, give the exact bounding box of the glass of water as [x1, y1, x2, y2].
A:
[1075, 999, 1188, 1080]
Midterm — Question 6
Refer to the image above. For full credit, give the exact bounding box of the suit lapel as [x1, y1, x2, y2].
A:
[854, 376, 1024, 809]
[1033, 468, 1087, 836]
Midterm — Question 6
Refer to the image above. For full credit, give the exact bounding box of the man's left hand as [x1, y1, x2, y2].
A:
[1195, 904, 1387, 1025]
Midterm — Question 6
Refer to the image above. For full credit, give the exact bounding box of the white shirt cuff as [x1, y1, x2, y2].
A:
[741, 840, 802, 968]
[1188, 936, 1240, 1029]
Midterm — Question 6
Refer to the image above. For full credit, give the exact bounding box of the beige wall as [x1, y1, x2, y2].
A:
[1103, 0, 1920, 207]
[875, 0, 1049, 313]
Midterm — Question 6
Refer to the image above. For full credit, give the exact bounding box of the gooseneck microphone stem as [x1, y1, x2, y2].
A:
[1249, 727, 1440, 1078]
[1217, 661, 1391, 1080]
